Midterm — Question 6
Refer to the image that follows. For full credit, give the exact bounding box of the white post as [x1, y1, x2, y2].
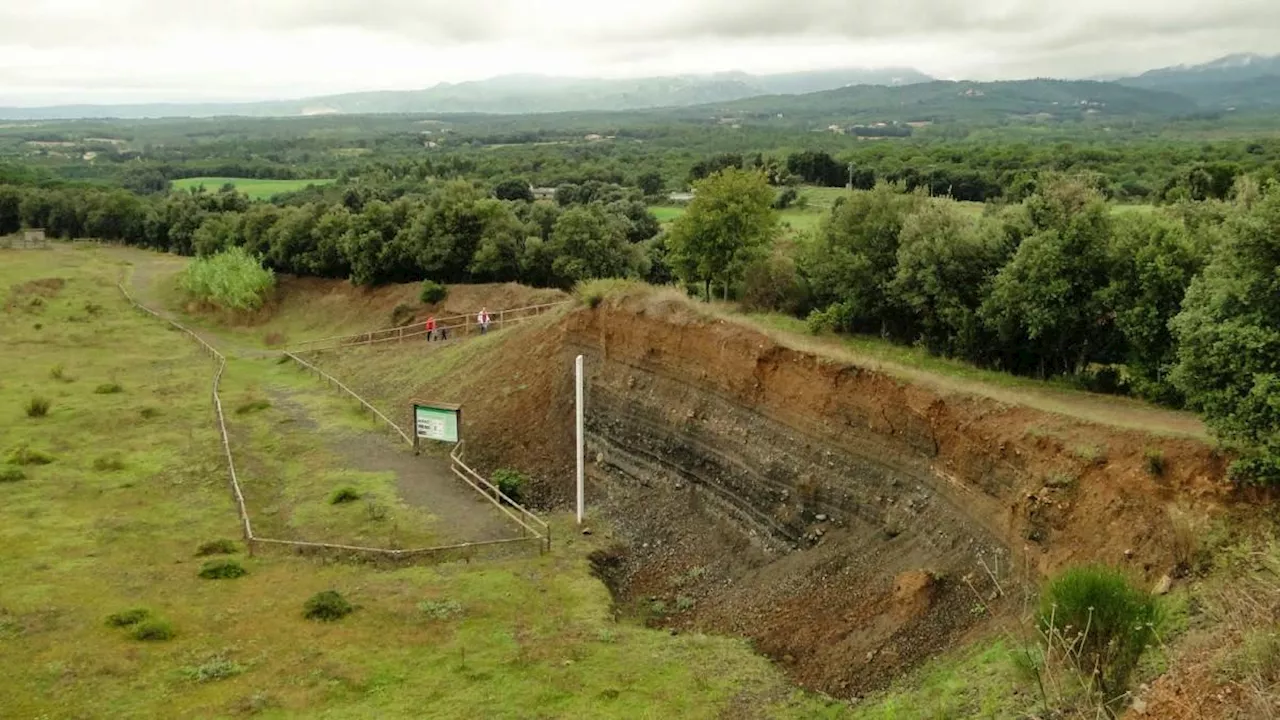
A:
[575, 354, 585, 524]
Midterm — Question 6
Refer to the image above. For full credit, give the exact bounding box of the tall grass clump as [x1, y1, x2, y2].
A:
[178, 247, 275, 311]
[1033, 565, 1161, 713]
[24, 396, 51, 418]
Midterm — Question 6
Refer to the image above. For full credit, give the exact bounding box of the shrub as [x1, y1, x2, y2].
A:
[418, 598, 463, 620]
[105, 608, 150, 627]
[5, 444, 54, 466]
[740, 254, 808, 314]
[772, 186, 799, 210]
[195, 539, 238, 556]
[1038, 565, 1160, 704]
[492, 468, 526, 504]
[235, 399, 270, 415]
[139, 406, 161, 419]
[0, 467, 25, 483]
[303, 590, 353, 621]
[329, 487, 361, 504]
[49, 364, 73, 382]
[94, 382, 123, 395]
[389, 302, 417, 327]
[199, 558, 247, 580]
[24, 396, 50, 418]
[131, 619, 176, 641]
[1144, 448, 1165, 477]
[181, 655, 245, 683]
[178, 246, 275, 311]
[364, 499, 388, 522]
[419, 280, 448, 305]
[93, 453, 126, 472]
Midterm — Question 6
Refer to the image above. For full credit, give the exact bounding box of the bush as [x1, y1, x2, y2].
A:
[195, 539, 238, 556]
[329, 487, 361, 504]
[773, 186, 799, 210]
[93, 453, 126, 472]
[364, 499, 388, 522]
[139, 406, 161, 419]
[235, 399, 271, 415]
[419, 280, 448, 305]
[1144, 448, 1165, 477]
[105, 608, 150, 627]
[199, 558, 247, 580]
[24, 396, 50, 418]
[389, 302, 417, 327]
[94, 382, 123, 395]
[49, 364, 73, 382]
[5, 444, 54, 466]
[178, 246, 275, 311]
[739, 254, 808, 314]
[492, 468, 527, 504]
[181, 655, 245, 683]
[1038, 565, 1160, 704]
[303, 590, 354, 621]
[0, 466, 25, 483]
[131, 619, 176, 642]
[417, 598, 463, 620]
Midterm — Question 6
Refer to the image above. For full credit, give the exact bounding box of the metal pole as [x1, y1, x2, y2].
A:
[575, 354, 584, 524]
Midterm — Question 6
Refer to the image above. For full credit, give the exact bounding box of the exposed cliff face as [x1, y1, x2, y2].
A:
[557, 293, 1230, 696]
[310, 289, 1233, 698]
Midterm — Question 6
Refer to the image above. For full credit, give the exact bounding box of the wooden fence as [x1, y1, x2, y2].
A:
[118, 280, 551, 562]
[1, 229, 50, 249]
[287, 301, 570, 353]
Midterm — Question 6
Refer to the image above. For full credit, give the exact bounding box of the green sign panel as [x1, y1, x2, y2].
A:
[414, 403, 460, 443]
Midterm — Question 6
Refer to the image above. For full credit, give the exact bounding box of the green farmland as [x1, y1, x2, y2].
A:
[171, 177, 335, 200]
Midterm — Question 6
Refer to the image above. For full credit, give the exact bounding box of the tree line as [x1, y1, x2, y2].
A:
[0, 180, 666, 290]
[661, 169, 1280, 484]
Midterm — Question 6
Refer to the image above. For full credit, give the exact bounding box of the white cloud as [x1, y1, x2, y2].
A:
[0, 0, 1277, 104]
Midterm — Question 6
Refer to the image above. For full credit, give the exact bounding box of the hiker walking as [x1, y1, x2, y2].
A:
[477, 307, 491, 335]
[424, 315, 436, 341]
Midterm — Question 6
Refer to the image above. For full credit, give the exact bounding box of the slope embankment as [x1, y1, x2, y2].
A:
[299, 286, 1235, 698]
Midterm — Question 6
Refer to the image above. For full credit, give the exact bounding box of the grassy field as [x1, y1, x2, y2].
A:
[172, 177, 335, 200]
[0, 245, 844, 719]
[652, 187, 1152, 234]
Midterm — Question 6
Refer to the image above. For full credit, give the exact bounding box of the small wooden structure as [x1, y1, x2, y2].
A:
[1, 228, 49, 249]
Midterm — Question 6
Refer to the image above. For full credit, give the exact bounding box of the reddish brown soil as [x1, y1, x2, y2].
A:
[294, 286, 1247, 702]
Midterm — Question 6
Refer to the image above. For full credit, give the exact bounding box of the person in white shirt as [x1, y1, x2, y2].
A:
[477, 308, 491, 334]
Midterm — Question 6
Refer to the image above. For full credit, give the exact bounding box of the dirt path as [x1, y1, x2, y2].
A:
[264, 386, 518, 544]
[112, 248, 521, 545]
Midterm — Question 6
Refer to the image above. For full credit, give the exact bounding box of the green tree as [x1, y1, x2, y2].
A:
[802, 183, 921, 333]
[0, 185, 24, 235]
[636, 171, 665, 198]
[890, 199, 1004, 357]
[1171, 192, 1280, 483]
[981, 179, 1116, 376]
[667, 168, 777, 301]
[1101, 212, 1203, 401]
[548, 205, 638, 285]
[493, 178, 534, 203]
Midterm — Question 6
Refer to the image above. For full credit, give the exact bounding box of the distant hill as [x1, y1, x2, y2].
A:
[1119, 53, 1280, 109]
[0, 68, 933, 120]
[696, 79, 1200, 124]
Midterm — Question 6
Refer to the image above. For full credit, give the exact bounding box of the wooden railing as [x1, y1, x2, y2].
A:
[119, 278, 551, 562]
[287, 301, 571, 353]
[450, 441, 551, 553]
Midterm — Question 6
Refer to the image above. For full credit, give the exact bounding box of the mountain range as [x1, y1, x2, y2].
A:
[0, 55, 1276, 120]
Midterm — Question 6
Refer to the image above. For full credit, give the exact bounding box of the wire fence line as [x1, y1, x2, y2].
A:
[286, 300, 571, 353]
[116, 280, 551, 562]
[116, 281, 253, 541]
[283, 351, 414, 446]
[282, 353, 552, 553]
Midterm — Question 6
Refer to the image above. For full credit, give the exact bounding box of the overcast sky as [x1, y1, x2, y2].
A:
[2, 0, 1278, 105]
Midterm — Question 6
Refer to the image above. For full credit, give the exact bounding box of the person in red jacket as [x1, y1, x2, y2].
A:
[425, 315, 437, 341]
